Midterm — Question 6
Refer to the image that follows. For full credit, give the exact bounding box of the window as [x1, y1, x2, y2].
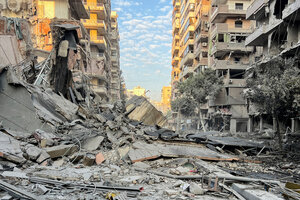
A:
[235, 3, 243, 10]
[235, 20, 243, 28]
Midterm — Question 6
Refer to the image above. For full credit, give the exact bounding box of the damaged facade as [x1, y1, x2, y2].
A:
[0, 0, 121, 104]
[245, 0, 300, 133]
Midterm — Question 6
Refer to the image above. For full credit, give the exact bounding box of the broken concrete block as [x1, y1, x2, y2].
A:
[58, 40, 69, 57]
[120, 126, 129, 134]
[164, 189, 179, 196]
[118, 146, 130, 159]
[53, 159, 65, 167]
[25, 145, 42, 161]
[83, 154, 95, 166]
[82, 136, 104, 151]
[106, 120, 117, 129]
[44, 144, 78, 159]
[94, 114, 107, 123]
[189, 183, 206, 195]
[232, 183, 284, 200]
[95, 153, 105, 165]
[35, 184, 49, 195]
[36, 150, 51, 164]
[133, 162, 151, 170]
[69, 152, 85, 163]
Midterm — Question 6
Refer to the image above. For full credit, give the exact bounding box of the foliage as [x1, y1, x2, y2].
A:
[244, 56, 300, 124]
[171, 96, 196, 117]
[171, 68, 223, 115]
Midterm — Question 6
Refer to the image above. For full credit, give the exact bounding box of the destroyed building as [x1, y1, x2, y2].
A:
[207, 0, 263, 134]
[245, 0, 300, 133]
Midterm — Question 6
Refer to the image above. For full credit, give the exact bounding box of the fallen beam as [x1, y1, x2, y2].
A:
[0, 179, 40, 200]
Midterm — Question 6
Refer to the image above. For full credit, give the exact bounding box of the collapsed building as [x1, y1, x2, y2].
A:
[0, 0, 122, 103]
[245, 0, 300, 133]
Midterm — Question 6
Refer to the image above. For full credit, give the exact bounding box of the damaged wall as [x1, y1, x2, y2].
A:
[0, 70, 51, 132]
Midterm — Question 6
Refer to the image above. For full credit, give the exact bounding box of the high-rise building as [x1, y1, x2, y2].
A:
[208, 0, 258, 133]
[82, 0, 121, 103]
[171, 0, 182, 100]
[110, 11, 121, 102]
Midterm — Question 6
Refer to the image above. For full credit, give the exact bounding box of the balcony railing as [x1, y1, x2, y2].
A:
[211, 5, 247, 23]
[246, 0, 269, 20]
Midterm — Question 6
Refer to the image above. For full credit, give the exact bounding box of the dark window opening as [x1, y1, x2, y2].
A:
[234, 57, 241, 63]
[235, 20, 243, 28]
[235, 3, 243, 10]
[230, 69, 245, 79]
[274, 0, 288, 19]
[271, 29, 288, 48]
[218, 34, 224, 42]
[236, 36, 246, 43]
[226, 88, 229, 96]
[202, 52, 208, 57]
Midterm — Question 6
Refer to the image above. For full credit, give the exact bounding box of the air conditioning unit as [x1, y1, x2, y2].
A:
[202, 42, 208, 47]
[229, 79, 233, 84]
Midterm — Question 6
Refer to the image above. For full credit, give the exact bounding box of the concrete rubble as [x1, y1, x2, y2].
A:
[0, 13, 300, 200]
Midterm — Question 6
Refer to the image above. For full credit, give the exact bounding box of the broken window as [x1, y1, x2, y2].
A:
[235, 3, 243, 10]
[274, 0, 288, 19]
[235, 20, 243, 28]
[234, 57, 241, 63]
[218, 34, 224, 42]
[230, 69, 245, 79]
[236, 36, 246, 43]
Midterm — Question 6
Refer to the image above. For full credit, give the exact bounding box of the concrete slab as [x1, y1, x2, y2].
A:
[232, 183, 284, 200]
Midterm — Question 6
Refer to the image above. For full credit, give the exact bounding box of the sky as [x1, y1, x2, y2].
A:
[111, 0, 173, 101]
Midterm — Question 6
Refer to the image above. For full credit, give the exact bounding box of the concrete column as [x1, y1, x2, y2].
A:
[247, 117, 253, 133]
[259, 115, 263, 132]
[291, 118, 295, 133]
[230, 119, 237, 135]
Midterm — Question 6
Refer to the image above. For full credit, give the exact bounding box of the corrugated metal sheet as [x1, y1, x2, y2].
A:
[0, 35, 23, 67]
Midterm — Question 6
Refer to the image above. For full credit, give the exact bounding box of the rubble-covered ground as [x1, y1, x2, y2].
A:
[1, 67, 300, 199]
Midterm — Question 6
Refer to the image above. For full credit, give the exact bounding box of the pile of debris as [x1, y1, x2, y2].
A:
[1, 16, 300, 200]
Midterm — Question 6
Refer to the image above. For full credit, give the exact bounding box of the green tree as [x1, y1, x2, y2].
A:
[244, 56, 300, 148]
[171, 69, 223, 131]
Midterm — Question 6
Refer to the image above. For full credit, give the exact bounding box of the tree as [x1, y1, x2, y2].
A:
[244, 56, 300, 148]
[171, 69, 223, 132]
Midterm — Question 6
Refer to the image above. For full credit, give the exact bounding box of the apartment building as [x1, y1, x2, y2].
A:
[208, 0, 257, 133]
[110, 11, 121, 102]
[82, 0, 120, 103]
[178, 0, 196, 82]
[246, 0, 300, 132]
[171, 0, 181, 100]
[193, 0, 211, 73]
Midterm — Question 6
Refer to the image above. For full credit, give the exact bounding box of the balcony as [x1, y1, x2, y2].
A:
[180, 51, 194, 67]
[246, 0, 269, 20]
[210, 23, 253, 39]
[282, 0, 300, 21]
[172, 20, 180, 34]
[70, 0, 90, 20]
[224, 78, 246, 87]
[211, 42, 253, 57]
[172, 56, 180, 65]
[212, 60, 250, 70]
[91, 36, 107, 50]
[82, 19, 106, 34]
[111, 55, 118, 63]
[83, 2, 106, 19]
[210, 5, 247, 23]
[179, 66, 194, 80]
[245, 19, 283, 46]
